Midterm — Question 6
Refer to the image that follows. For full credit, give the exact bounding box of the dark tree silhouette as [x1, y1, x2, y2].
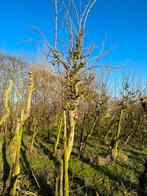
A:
[138, 160, 147, 196]
[140, 97, 147, 113]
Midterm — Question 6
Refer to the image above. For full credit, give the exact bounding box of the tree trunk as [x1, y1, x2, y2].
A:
[64, 110, 69, 196]
[67, 109, 76, 161]
[79, 115, 86, 158]
[29, 127, 38, 154]
[112, 109, 124, 160]
[54, 114, 63, 156]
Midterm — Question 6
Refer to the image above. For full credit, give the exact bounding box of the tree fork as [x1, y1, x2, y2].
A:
[2, 72, 34, 196]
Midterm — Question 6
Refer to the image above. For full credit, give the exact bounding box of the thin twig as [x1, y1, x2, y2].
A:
[71, 0, 79, 25]
[63, 0, 77, 35]
[80, 0, 91, 27]
[83, 0, 96, 30]
[54, 0, 58, 49]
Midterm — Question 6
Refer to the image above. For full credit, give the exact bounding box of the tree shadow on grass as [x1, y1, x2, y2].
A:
[69, 170, 99, 196]
[123, 149, 147, 157]
[79, 154, 138, 192]
[2, 136, 10, 189]
[123, 149, 146, 163]
[21, 140, 54, 196]
[35, 138, 59, 165]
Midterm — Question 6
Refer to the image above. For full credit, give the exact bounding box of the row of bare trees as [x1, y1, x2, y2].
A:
[0, 51, 146, 195]
[0, 0, 147, 195]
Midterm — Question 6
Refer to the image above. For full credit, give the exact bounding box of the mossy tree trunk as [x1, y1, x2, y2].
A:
[55, 159, 63, 196]
[79, 115, 86, 157]
[111, 109, 124, 160]
[64, 110, 69, 196]
[54, 113, 63, 156]
[2, 72, 34, 196]
[67, 109, 76, 161]
[29, 118, 38, 154]
[10, 111, 24, 196]
[79, 117, 98, 158]
[0, 80, 12, 126]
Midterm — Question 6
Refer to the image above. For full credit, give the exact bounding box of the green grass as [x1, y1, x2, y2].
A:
[0, 128, 146, 195]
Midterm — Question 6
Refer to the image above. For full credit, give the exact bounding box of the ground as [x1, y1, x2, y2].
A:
[0, 128, 147, 196]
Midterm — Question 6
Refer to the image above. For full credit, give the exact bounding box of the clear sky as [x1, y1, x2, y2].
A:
[0, 0, 147, 84]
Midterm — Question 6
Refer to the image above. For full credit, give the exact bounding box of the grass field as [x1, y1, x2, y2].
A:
[0, 128, 147, 196]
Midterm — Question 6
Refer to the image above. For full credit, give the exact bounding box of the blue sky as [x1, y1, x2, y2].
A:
[0, 0, 147, 84]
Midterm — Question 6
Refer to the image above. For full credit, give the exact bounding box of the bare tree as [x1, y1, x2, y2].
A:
[39, 1, 100, 195]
